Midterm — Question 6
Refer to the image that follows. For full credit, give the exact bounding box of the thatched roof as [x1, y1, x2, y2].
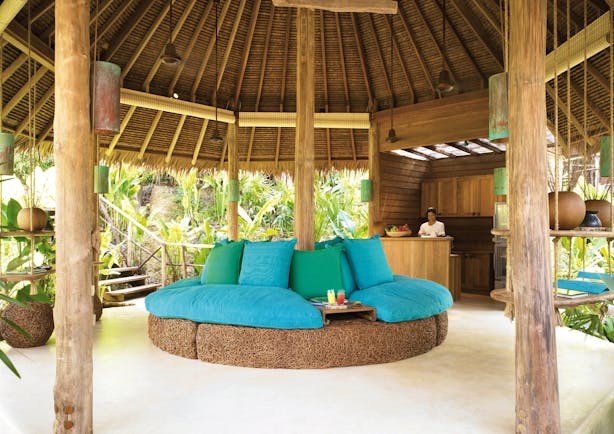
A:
[1, 0, 613, 171]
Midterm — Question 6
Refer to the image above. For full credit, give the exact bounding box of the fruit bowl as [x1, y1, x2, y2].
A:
[385, 230, 412, 237]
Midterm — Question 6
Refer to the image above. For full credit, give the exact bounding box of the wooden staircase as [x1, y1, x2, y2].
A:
[99, 265, 160, 302]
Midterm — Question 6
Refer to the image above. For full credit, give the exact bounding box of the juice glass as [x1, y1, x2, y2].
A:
[336, 290, 345, 305]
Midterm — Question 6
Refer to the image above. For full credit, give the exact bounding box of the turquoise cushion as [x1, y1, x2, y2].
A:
[145, 284, 323, 329]
[238, 239, 297, 288]
[343, 235, 393, 289]
[205, 240, 245, 284]
[349, 275, 453, 322]
[163, 276, 202, 290]
[290, 244, 344, 299]
[200, 239, 231, 284]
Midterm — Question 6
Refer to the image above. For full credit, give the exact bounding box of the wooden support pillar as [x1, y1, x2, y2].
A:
[294, 7, 315, 250]
[53, 0, 93, 432]
[508, 1, 560, 432]
[227, 120, 239, 241]
[368, 120, 381, 236]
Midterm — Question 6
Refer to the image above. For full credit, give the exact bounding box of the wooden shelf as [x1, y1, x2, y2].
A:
[0, 230, 55, 237]
[491, 228, 614, 239]
[490, 288, 614, 308]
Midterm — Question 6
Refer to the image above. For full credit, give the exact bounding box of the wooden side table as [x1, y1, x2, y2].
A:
[315, 304, 377, 325]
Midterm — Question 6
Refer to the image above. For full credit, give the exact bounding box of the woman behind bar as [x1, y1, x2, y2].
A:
[418, 207, 446, 237]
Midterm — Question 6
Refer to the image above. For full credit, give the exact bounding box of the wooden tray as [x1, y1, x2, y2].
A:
[385, 230, 412, 237]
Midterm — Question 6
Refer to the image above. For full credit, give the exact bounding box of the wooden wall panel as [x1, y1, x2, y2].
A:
[427, 153, 505, 179]
[379, 153, 428, 227]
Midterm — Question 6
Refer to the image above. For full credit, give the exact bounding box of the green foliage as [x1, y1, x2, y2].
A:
[561, 302, 613, 342]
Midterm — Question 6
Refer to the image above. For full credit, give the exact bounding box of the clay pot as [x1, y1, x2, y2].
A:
[0, 302, 54, 348]
[584, 199, 612, 228]
[580, 211, 602, 228]
[548, 191, 586, 230]
[17, 207, 48, 231]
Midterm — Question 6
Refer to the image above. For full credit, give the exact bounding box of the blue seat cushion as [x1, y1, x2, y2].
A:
[239, 238, 297, 288]
[349, 275, 453, 322]
[145, 284, 323, 329]
[343, 235, 393, 290]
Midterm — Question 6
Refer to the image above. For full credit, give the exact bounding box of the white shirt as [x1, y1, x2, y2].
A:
[419, 220, 446, 237]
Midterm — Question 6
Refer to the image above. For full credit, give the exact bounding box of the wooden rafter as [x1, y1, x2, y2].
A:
[427, 145, 457, 158]
[404, 148, 435, 160]
[428, 0, 487, 87]
[233, 0, 262, 107]
[190, 0, 233, 102]
[104, 0, 155, 61]
[30, 1, 54, 24]
[138, 110, 163, 159]
[445, 141, 477, 155]
[41, 0, 114, 40]
[276, 8, 292, 165]
[247, 6, 275, 163]
[35, 120, 53, 146]
[320, 10, 332, 165]
[96, 0, 137, 47]
[143, 0, 198, 92]
[449, 0, 503, 69]
[121, 3, 171, 80]
[365, 15, 393, 102]
[4, 22, 54, 71]
[217, 0, 248, 90]
[169, 1, 215, 95]
[470, 138, 503, 153]
[334, 14, 357, 161]
[272, 0, 397, 14]
[396, 5, 437, 97]
[350, 14, 374, 108]
[165, 115, 187, 163]
[468, 0, 501, 35]
[545, 83, 596, 147]
[15, 85, 54, 136]
[2, 67, 47, 118]
[106, 106, 137, 155]
[382, 13, 415, 104]
[1, 53, 27, 82]
[191, 119, 209, 165]
[569, 81, 610, 130]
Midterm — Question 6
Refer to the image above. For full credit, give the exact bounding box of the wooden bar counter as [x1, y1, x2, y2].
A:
[380, 236, 460, 300]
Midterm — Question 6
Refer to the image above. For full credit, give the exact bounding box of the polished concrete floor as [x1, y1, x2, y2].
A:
[1, 295, 613, 434]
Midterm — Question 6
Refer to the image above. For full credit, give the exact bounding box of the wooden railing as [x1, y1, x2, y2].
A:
[99, 196, 214, 286]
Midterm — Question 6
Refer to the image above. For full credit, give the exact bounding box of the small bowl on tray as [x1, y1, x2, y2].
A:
[385, 230, 412, 237]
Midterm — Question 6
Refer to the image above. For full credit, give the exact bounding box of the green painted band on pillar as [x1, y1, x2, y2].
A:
[361, 179, 372, 202]
[228, 179, 240, 202]
[600, 135, 613, 178]
[489, 72, 508, 143]
[0, 132, 15, 176]
[94, 165, 110, 194]
[494, 167, 507, 195]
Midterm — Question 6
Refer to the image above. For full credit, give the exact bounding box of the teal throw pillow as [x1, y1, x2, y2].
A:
[290, 244, 344, 299]
[343, 235, 393, 290]
[200, 238, 231, 284]
[205, 240, 245, 284]
[238, 239, 298, 288]
[315, 239, 357, 295]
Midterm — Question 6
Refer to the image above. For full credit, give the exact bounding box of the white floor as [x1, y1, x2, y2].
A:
[1, 295, 613, 434]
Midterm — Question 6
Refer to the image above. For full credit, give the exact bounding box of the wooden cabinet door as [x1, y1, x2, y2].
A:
[461, 253, 493, 295]
[421, 180, 438, 216]
[478, 175, 495, 217]
[458, 177, 479, 216]
[437, 177, 458, 216]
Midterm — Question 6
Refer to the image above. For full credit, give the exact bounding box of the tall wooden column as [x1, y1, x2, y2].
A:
[294, 7, 315, 250]
[508, 1, 560, 432]
[228, 121, 239, 241]
[368, 120, 381, 236]
[53, 0, 93, 432]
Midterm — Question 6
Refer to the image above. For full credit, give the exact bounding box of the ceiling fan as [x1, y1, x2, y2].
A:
[161, 0, 181, 65]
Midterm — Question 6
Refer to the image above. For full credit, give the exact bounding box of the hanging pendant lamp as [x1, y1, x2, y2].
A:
[437, 0, 454, 93]
[161, 0, 181, 65]
[210, 0, 224, 146]
[385, 15, 398, 144]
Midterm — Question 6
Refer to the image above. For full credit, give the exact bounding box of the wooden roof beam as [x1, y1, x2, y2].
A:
[334, 14, 357, 161]
[106, 106, 137, 156]
[365, 15, 393, 102]
[3, 22, 54, 71]
[217, 0, 248, 90]
[396, 6, 437, 98]
[104, 0, 155, 61]
[271, 0, 397, 14]
[569, 81, 610, 130]
[350, 14, 374, 109]
[403, 148, 435, 160]
[168, 1, 215, 96]
[96, 0, 136, 46]
[2, 66, 47, 118]
[142, 0, 198, 92]
[445, 141, 478, 155]
[1, 53, 27, 82]
[383, 14, 415, 104]
[468, 0, 501, 35]
[190, 0, 232, 102]
[427, 145, 457, 158]
[247, 6, 275, 163]
[320, 10, 332, 165]
[470, 138, 503, 153]
[276, 9, 292, 165]
[138, 110, 163, 159]
[429, 0, 487, 87]
[191, 119, 209, 166]
[165, 115, 187, 163]
[448, 0, 503, 70]
[233, 0, 262, 107]
[41, 0, 114, 40]
[14, 85, 54, 136]
[30, 0, 54, 24]
[545, 83, 596, 147]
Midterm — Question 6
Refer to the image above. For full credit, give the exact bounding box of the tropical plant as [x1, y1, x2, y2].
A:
[0, 292, 33, 378]
[576, 176, 611, 201]
[560, 302, 613, 342]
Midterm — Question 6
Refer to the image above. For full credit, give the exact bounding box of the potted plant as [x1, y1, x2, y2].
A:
[580, 179, 612, 229]
[16, 189, 48, 231]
